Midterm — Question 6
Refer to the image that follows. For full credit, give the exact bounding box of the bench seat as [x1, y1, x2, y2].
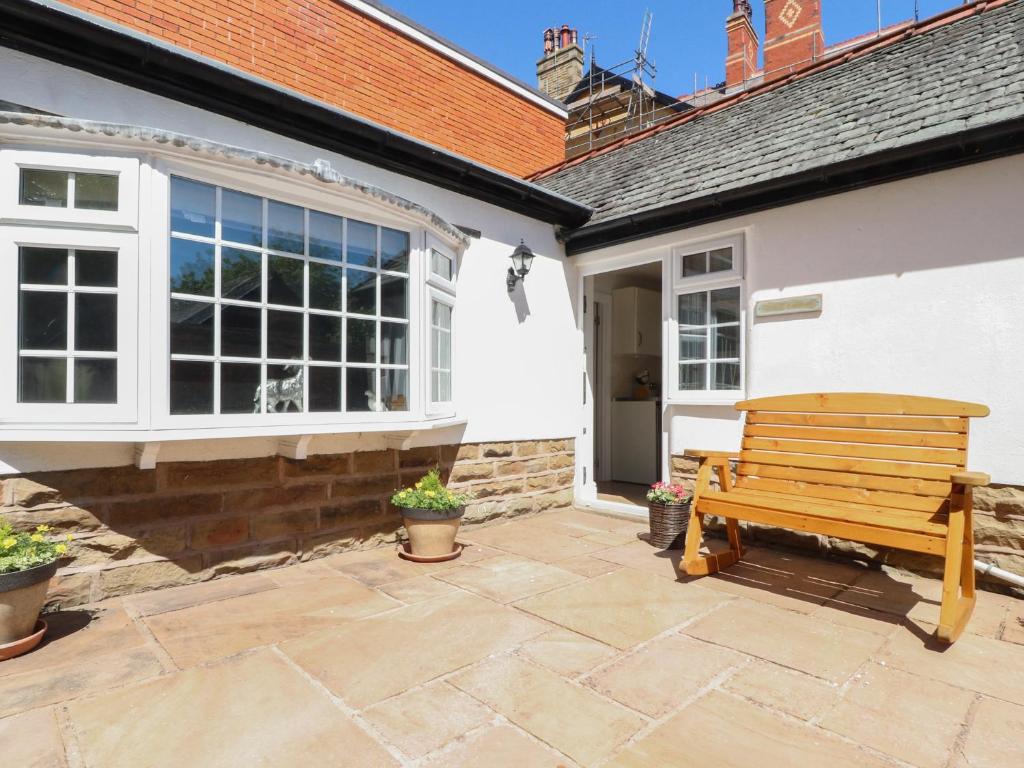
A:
[681, 392, 990, 644]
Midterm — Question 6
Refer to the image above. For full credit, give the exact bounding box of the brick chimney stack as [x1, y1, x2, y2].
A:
[725, 1, 758, 88]
[763, 0, 824, 82]
[537, 24, 584, 102]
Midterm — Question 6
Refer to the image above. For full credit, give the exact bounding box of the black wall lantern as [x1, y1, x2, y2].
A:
[507, 240, 535, 292]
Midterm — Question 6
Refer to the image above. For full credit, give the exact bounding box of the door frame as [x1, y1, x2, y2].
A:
[575, 249, 671, 517]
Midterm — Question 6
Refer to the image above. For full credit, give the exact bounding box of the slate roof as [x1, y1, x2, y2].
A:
[536, 0, 1024, 232]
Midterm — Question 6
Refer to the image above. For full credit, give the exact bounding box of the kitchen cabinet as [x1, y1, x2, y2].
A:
[612, 287, 660, 356]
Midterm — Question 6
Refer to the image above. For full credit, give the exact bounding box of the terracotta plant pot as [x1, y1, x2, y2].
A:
[0, 560, 57, 650]
[400, 506, 466, 559]
[648, 501, 692, 550]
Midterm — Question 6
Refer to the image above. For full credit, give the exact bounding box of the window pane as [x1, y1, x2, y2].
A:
[435, 371, 452, 403]
[679, 330, 706, 361]
[221, 363, 261, 414]
[20, 291, 67, 350]
[713, 325, 740, 360]
[267, 255, 304, 307]
[382, 369, 409, 411]
[435, 330, 451, 370]
[75, 173, 118, 211]
[170, 238, 215, 296]
[432, 301, 452, 330]
[347, 269, 376, 315]
[431, 249, 453, 281]
[20, 169, 67, 207]
[170, 360, 213, 414]
[380, 275, 408, 319]
[267, 310, 303, 359]
[346, 367, 375, 412]
[221, 247, 262, 302]
[679, 363, 706, 391]
[170, 177, 216, 237]
[716, 364, 741, 393]
[221, 305, 262, 358]
[309, 315, 342, 362]
[709, 248, 733, 273]
[381, 322, 408, 365]
[222, 189, 262, 246]
[710, 286, 741, 324]
[712, 362, 741, 391]
[347, 319, 376, 363]
[682, 251, 707, 277]
[74, 359, 117, 403]
[75, 294, 117, 352]
[309, 262, 342, 311]
[309, 366, 342, 412]
[265, 365, 303, 412]
[309, 211, 343, 262]
[267, 200, 304, 254]
[20, 247, 67, 285]
[347, 220, 377, 267]
[170, 299, 214, 355]
[19, 358, 66, 403]
[381, 228, 409, 272]
[677, 292, 706, 326]
[75, 250, 117, 287]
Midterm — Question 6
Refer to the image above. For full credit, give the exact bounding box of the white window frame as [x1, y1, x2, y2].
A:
[0, 227, 139, 424]
[0, 149, 139, 231]
[424, 233, 457, 416]
[668, 234, 746, 404]
[149, 158, 431, 430]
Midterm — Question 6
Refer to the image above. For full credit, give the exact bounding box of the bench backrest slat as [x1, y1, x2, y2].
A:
[734, 393, 987, 506]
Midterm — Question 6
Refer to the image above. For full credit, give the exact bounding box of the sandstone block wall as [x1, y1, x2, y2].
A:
[0, 439, 574, 608]
[672, 454, 1024, 595]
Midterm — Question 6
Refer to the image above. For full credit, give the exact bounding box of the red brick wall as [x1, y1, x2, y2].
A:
[57, 0, 565, 177]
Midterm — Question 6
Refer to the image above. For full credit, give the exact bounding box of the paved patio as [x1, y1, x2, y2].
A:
[2, 508, 1023, 767]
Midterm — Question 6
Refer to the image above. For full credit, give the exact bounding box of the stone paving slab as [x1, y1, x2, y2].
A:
[1, 508, 1022, 767]
[67, 650, 397, 768]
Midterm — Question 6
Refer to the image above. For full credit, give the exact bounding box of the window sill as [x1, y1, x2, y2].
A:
[0, 414, 467, 443]
[666, 395, 745, 407]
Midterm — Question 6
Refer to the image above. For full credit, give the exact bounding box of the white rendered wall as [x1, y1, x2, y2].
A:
[0, 49, 582, 473]
[574, 155, 1024, 485]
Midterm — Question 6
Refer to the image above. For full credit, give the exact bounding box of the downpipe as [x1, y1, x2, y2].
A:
[975, 560, 1024, 591]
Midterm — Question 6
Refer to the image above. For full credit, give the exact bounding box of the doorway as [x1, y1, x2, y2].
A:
[583, 260, 664, 514]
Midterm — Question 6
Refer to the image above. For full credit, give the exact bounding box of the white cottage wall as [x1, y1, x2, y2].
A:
[0, 48, 583, 472]
[574, 154, 1024, 485]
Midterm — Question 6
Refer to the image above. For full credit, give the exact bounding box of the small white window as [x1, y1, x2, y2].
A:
[430, 297, 453, 404]
[0, 150, 139, 230]
[670, 236, 745, 401]
[431, 248, 454, 282]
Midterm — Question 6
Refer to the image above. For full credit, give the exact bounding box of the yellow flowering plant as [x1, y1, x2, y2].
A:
[390, 469, 469, 511]
[0, 519, 71, 575]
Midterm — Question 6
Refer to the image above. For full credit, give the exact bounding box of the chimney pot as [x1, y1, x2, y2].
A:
[544, 27, 555, 55]
[560, 24, 572, 50]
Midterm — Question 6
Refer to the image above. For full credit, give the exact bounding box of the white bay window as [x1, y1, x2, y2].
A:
[0, 146, 462, 435]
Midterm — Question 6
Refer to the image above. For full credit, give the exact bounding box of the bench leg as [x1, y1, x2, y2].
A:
[682, 459, 743, 577]
[937, 493, 975, 644]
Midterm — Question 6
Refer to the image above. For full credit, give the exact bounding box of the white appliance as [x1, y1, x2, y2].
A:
[611, 399, 659, 484]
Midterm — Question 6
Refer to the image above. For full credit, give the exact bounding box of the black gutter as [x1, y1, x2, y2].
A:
[562, 118, 1024, 255]
[0, 0, 592, 229]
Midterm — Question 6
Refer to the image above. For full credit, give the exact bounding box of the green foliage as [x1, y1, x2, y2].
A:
[0, 519, 69, 575]
[391, 469, 470, 511]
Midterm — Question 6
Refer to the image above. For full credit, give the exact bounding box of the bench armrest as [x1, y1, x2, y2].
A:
[684, 450, 740, 459]
[951, 471, 990, 487]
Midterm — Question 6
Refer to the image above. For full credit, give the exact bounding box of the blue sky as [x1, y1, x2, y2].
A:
[383, 1, 963, 96]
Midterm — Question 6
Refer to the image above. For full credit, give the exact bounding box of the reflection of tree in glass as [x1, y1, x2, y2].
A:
[268, 254, 304, 306]
[172, 253, 214, 295]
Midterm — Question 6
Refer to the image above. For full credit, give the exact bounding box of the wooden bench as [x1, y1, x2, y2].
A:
[682, 393, 990, 643]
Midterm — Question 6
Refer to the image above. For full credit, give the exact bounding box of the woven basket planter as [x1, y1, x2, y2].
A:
[648, 501, 692, 550]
